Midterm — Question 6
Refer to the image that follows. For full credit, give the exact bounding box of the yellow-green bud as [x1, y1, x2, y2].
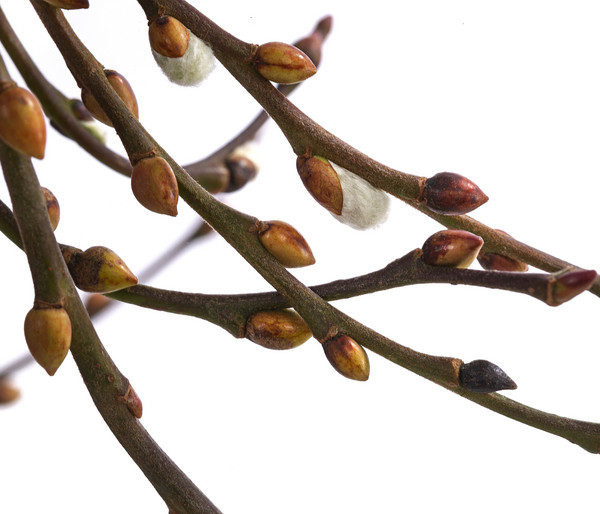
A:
[254, 42, 317, 84]
[246, 309, 312, 350]
[81, 70, 139, 127]
[322, 335, 370, 381]
[0, 82, 46, 159]
[131, 155, 179, 216]
[66, 246, 138, 293]
[258, 220, 315, 268]
[41, 187, 60, 231]
[24, 305, 72, 376]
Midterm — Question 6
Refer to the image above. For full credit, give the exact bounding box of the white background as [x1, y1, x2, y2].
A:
[1, 1, 600, 513]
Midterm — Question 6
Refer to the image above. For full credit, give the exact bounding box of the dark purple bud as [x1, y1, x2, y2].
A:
[459, 359, 517, 393]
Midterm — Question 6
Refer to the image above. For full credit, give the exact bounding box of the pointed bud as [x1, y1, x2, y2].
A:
[41, 0, 89, 8]
[549, 269, 597, 306]
[330, 162, 390, 230]
[254, 42, 317, 84]
[81, 70, 138, 127]
[0, 82, 46, 159]
[477, 252, 529, 272]
[120, 385, 143, 419]
[293, 16, 332, 68]
[246, 309, 312, 350]
[41, 187, 60, 231]
[258, 220, 315, 268]
[149, 16, 190, 58]
[459, 359, 517, 393]
[131, 155, 179, 216]
[152, 31, 216, 86]
[66, 246, 138, 293]
[50, 99, 107, 144]
[421, 229, 483, 268]
[296, 155, 343, 215]
[422, 171, 488, 215]
[24, 305, 72, 376]
[0, 380, 20, 405]
[85, 293, 113, 316]
[322, 335, 370, 381]
[477, 230, 528, 272]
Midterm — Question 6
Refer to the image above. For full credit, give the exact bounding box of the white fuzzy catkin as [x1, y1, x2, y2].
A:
[330, 162, 390, 230]
[152, 32, 216, 86]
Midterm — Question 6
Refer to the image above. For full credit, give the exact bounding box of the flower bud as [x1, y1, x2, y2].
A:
[50, 99, 107, 144]
[476, 230, 528, 272]
[149, 16, 190, 58]
[225, 145, 259, 192]
[85, 293, 113, 317]
[41, 0, 89, 8]
[254, 42, 317, 84]
[246, 309, 312, 350]
[81, 70, 138, 126]
[549, 269, 597, 306]
[296, 155, 343, 215]
[66, 246, 138, 293]
[41, 187, 60, 231]
[477, 252, 529, 272]
[422, 171, 488, 215]
[322, 335, 370, 381]
[0, 82, 46, 159]
[258, 220, 315, 268]
[152, 31, 215, 86]
[293, 16, 332, 68]
[131, 155, 179, 216]
[459, 359, 517, 393]
[421, 229, 483, 268]
[24, 305, 72, 376]
[120, 384, 143, 419]
[0, 380, 20, 405]
[330, 162, 390, 230]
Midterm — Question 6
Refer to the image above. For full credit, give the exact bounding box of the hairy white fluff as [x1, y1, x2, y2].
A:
[152, 32, 216, 86]
[330, 162, 390, 230]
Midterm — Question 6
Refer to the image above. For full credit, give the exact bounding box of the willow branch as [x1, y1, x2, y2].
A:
[29, 1, 600, 453]
[136, 0, 599, 300]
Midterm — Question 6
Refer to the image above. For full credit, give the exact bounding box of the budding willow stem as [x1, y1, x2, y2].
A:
[26, 0, 600, 454]
[140, 0, 599, 300]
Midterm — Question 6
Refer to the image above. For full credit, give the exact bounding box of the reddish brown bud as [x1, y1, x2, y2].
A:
[81, 70, 139, 127]
[258, 220, 315, 268]
[477, 229, 529, 272]
[296, 155, 343, 215]
[0, 82, 46, 159]
[254, 42, 317, 84]
[119, 384, 143, 418]
[421, 229, 483, 268]
[131, 155, 179, 216]
[293, 16, 332, 68]
[549, 269, 597, 306]
[422, 171, 488, 215]
[322, 335, 370, 381]
[148, 16, 190, 58]
[41, 0, 89, 8]
[477, 252, 529, 272]
[459, 359, 517, 393]
[85, 293, 113, 316]
[66, 246, 138, 293]
[24, 305, 72, 376]
[246, 309, 312, 350]
[0, 380, 20, 405]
